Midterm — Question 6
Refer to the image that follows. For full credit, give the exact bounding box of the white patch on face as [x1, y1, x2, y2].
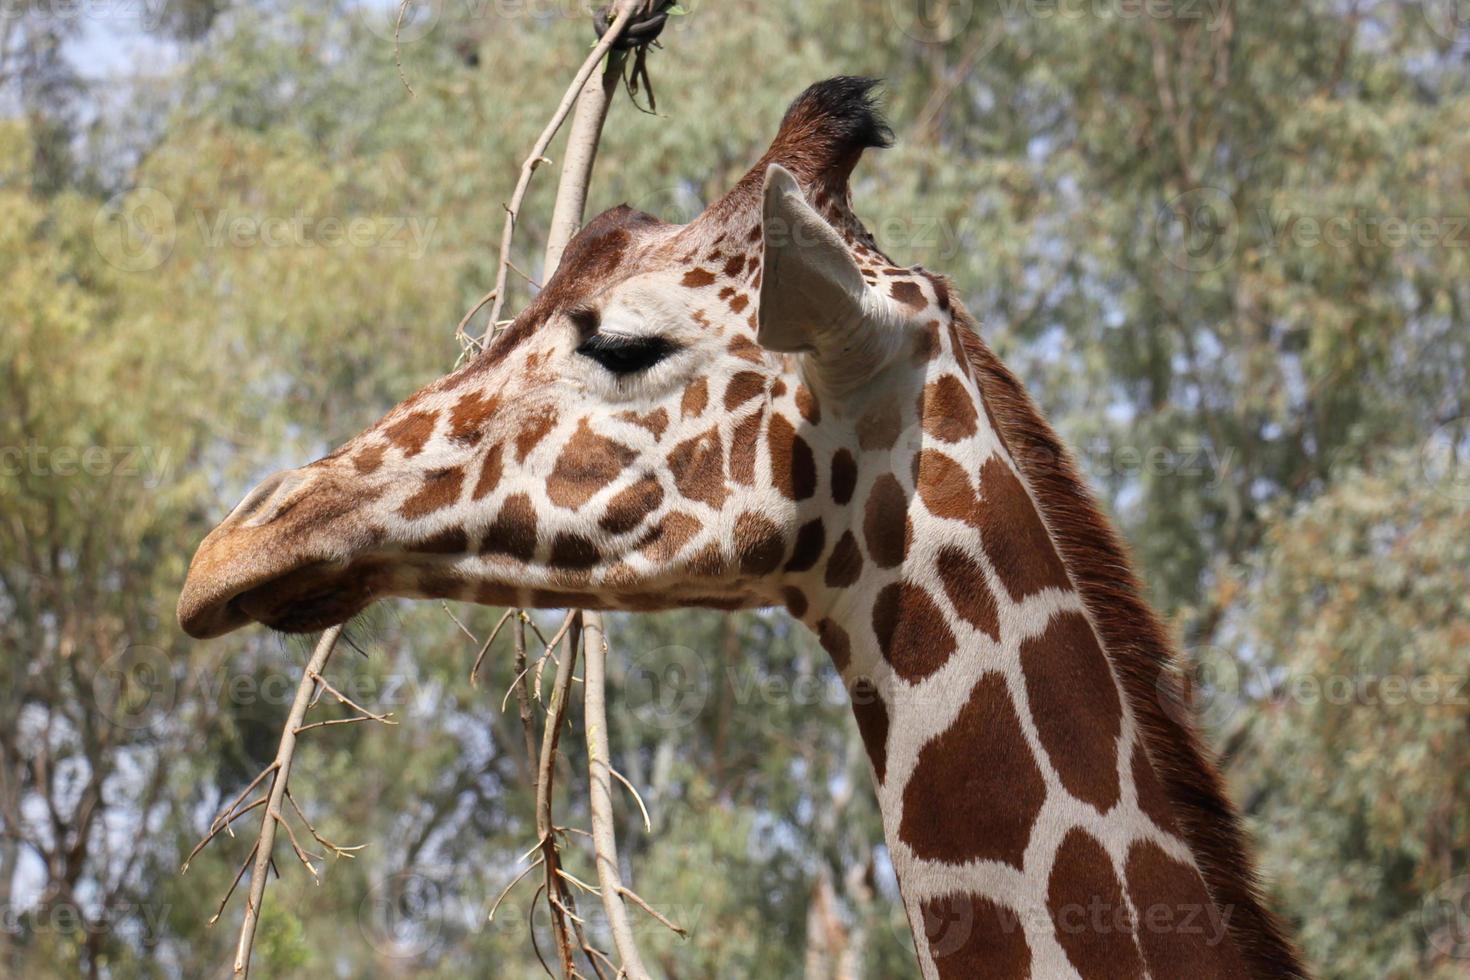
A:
[558, 274, 728, 406]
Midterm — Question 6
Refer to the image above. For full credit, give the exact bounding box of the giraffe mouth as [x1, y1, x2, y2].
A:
[228, 561, 384, 635]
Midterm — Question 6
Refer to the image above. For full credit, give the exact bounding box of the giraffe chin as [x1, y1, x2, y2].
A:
[231, 562, 381, 635]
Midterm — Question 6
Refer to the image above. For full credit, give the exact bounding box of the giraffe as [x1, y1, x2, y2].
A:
[178, 77, 1306, 979]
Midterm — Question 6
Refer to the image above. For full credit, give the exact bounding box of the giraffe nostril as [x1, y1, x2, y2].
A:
[228, 469, 311, 528]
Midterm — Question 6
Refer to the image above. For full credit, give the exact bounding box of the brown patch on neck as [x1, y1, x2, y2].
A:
[955, 312, 1307, 979]
[899, 672, 1044, 867]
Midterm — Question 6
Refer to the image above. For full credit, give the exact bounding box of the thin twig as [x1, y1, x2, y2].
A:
[489, 856, 546, 922]
[583, 611, 652, 978]
[479, 2, 641, 340]
[308, 669, 397, 725]
[287, 790, 365, 859]
[535, 613, 584, 977]
[209, 843, 258, 927]
[618, 885, 688, 938]
[610, 767, 652, 835]
[233, 625, 342, 977]
[470, 607, 518, 686]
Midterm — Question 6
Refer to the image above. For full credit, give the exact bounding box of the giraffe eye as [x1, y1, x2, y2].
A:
[575, 333, 679, 376]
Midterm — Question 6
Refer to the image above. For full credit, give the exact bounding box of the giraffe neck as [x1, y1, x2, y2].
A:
[783, 326, 1262, 979]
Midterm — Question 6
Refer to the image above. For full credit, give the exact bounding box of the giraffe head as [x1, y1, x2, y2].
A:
[178, 77, 956, 638]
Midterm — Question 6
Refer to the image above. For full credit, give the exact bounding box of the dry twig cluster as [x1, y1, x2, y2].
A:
[185, 4, 682, 976]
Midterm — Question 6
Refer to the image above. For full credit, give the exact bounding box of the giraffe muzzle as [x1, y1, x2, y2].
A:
[178, 467, 380, 638]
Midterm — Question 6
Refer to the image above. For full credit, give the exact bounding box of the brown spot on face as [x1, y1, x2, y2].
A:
[680, 378, 709, 418]
[1021, 611, 1123, 811]
[872, 582, 955, 682]
[921, 375, 979, 443]
[667, 428, 727, 508]
[978, 457, 1070, 600]
[817, 618, 850, 672]
[793, 384, 820, 424]
[890, 279, 925, 309]
[771, 378, 787, 398]
[399, 466, 465, 519]
[857, 403, 901, 451]
[916, 449, 976, 522]
[729, 411, 761, 486]
[922, 894, 1030, 980]
[515, 406, 559, 463]
[449, 390, 499, 444]
[407, 527, 469, 554]
[830, 449, 857, 505]
[781, 586, 808, 618]
[936, 546, 1000, 640]
[850, 676, 890, 782]
[481, 493, 537, 561]
[681, 268, 716, 288]
[724, 371, 766, 410]
[385, 411, 436, 457]
[1125, 842, 1247, 979]
[769, 415, 817, 500]
[785, 519, 825, 572]
[734, 511, 786, 575]
[729, 294, 749, 314]
[824, 531, 863, 588]
[547, 419, 637, 510]
[728, 335, 765, 364]
[549, 533, 600, 570]
[472, 442, 504, 501]
[862, 475, 911, 569]
[1049, 829, 1145, 980]
[723, 254, 746, 278]
[641, 511, 700, 563]
[718, 286, 735, 301]
[353, 445, 385, 474]
[1132, 742, 1178, 832]
[617, 407, 668, 440]
[902, 674, 1045, 867]
[599, 475, 663, 535]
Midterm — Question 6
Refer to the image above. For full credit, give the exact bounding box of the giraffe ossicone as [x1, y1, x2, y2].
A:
[178, 76, 1306, 979]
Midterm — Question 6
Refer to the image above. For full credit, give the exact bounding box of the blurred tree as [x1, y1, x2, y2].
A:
[1223, 454, 1470, 979]
[2, 0, 1468, 976]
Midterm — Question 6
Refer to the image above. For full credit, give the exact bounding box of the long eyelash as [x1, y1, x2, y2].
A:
[575, 334, 679, 375]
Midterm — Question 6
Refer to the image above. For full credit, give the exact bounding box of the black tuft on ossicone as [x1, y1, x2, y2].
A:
[779, 76, 895, 155]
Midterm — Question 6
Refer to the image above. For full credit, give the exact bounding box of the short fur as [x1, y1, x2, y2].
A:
[956, 316, 1309, 979]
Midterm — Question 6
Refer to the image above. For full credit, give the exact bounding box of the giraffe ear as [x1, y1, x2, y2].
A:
[756, 164, 871, 360]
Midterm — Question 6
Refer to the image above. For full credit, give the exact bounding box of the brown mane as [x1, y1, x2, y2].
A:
[955, 312, 1309, 979]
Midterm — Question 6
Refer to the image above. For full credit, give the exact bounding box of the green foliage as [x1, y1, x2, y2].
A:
[1227, 455, 1470, 979]
[2, 1, 1467, 976]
